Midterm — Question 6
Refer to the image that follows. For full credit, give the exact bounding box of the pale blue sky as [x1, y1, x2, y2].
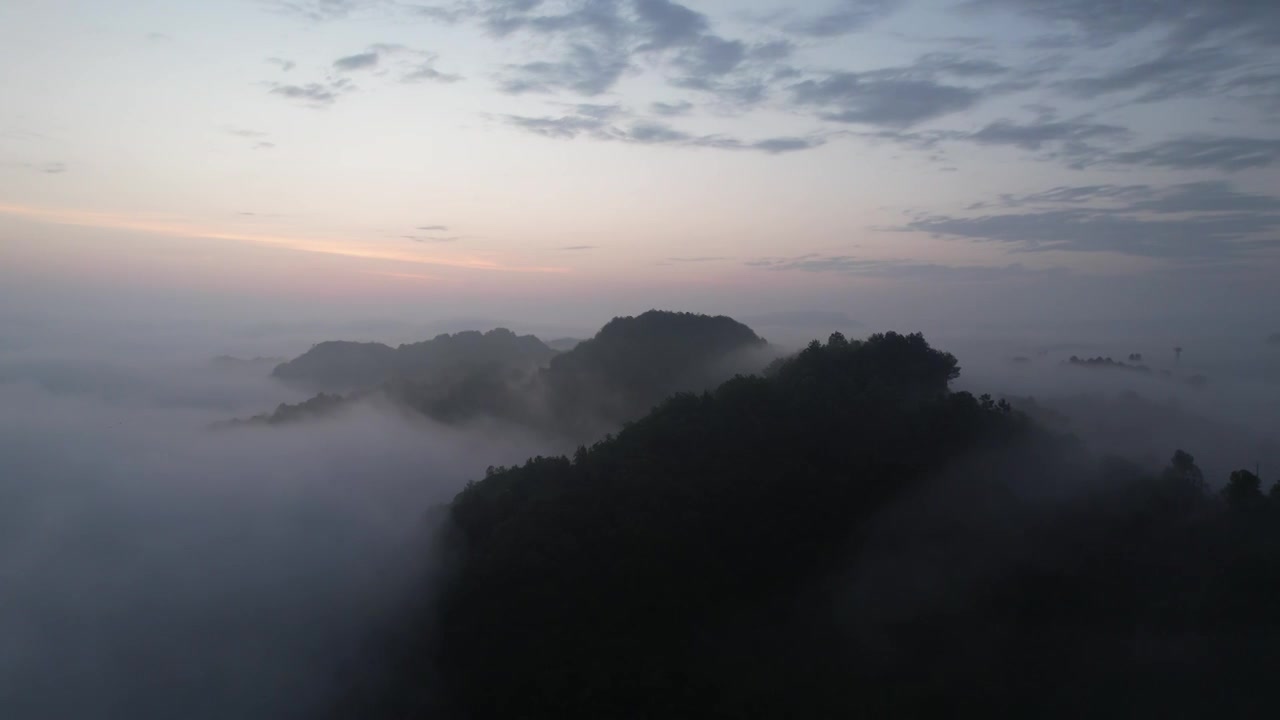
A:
[2, 0, 1278, 336]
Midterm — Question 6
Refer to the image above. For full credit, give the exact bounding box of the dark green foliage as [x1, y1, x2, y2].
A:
[342, 331, 1280, 718]
[543, 310, 767, 435]
[271, 329, 556, 392]
[254, 312, 769, 438]
[1067, 355, 1152, 373]
[423, 332, 1042, 717]
[226, 392, 348, 426]
[1224, 469, 1264, 513]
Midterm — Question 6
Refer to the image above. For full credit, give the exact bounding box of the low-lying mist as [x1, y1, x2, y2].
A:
[4, 312, 1279, 718]
[0, 333, 549, 719]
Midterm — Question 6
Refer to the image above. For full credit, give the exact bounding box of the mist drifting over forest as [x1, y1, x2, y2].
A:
[3, 305, 1279, 717]
[5, 0, 1280, 716]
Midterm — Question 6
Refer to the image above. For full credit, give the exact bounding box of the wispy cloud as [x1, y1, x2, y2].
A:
[224, 127, 276, 150]
[0, 203, 567, 273]
[402, 235, 463, 243]
[501, 105, 827, 154]
[749, 254, 1060, 280]
[779, 0, 903, 38]
[1100, 136, 1280, 172]
[897, 181, 1280, 259]
[267, 80, 350, 107]
[334, 52, 379, 71]
[360, 269, 450, 282]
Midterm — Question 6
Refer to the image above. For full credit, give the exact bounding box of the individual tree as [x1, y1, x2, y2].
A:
[1222, 469, 1263, 513]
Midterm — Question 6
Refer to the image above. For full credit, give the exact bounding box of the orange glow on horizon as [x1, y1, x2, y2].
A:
[0, 203, 568, 274]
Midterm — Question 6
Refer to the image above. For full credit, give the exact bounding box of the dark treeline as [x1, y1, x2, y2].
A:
[334, 330, 1280, 718]
[240, 311, 770, 441]
[1067, 355, 1152, 373]
[271, 328, 557, 393]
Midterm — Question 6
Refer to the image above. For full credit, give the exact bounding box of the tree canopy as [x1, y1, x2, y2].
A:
[332, 330, 1280, 718]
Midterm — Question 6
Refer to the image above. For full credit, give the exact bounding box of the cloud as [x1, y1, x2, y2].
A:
[416, 225, 449, 231]
[334, 52, 379, 71]
[749, 254, 1059, 280]
[913, 209, 1278, 257]
[0, 337, 550, 719]
[782, 0, 903, 38]
[635, 0, 709, 49]
[261, 0, 384, 21]
[970, 1, 1280, 112]
[967, 118, 1131, 150]
[267, 81, 348, 107]
[983, 181, 1280, 214]
[900, 181, 1280, 258]
[912, 51, 1009, 78]
[971, 0, 1280, 49]
[745, 136, 826, 153]
[410, 3, 470, 23]
[406, 0, 789, 107]
[224, 127, 276, 150]
[39, 162, 67, 174]
[672, 35, 746, 77]
[650, 100, 693, 116]
[785, 53, 1017, 128]
[1057, 47, 1244, 103]
[791, 73, 984, 127]
[403, 235, 463, 243]
[480, 0, 633, 95]
[503, 111, 611, 139]
[225, 127, 270, 139]
[501, 106, 826, 154]
[266, 57, 296, 72]
[666, 256, 726, 262]
[0, 202, 565, 273]
[561, 245, 596, 250]
[331, 44, 462, 84]
[403, 60, 463, 83]
[1102, 136, 1280, 172]
[499, 45, 630, 96]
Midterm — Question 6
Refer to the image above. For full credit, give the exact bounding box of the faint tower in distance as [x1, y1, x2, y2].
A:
[1174, 346, 1183, 363]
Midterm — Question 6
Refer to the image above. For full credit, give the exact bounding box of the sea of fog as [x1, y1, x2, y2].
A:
[2, 312, 1278, 718]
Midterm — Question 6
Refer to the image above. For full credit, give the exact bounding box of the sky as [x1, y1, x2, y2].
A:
[2, 0, 1279, 340]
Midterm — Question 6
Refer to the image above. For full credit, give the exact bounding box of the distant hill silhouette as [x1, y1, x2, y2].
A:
[1066, 355, 1152, 373]
[237, 311, 773, 440]
[543, 311, 768, 435]
[547, 337, 583, 352]
[341, 331, 1280, 719]
[271, 328, 555, 392]
[219, 392, 350, 428]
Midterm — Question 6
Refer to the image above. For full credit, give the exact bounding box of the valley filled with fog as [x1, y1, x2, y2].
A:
[4, 309, 1279, 717]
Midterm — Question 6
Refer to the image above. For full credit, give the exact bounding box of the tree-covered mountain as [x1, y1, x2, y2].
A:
[245, 311, 772, 439]
[339, 331, 1280, 719]
[271, 328, 556, 392]
[541, 311, 768, 435]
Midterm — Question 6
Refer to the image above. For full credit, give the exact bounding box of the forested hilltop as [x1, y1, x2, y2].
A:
[338, 331, 1280, 719]
[237, 311, 771, 440]
[271, 328, 556, 393]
